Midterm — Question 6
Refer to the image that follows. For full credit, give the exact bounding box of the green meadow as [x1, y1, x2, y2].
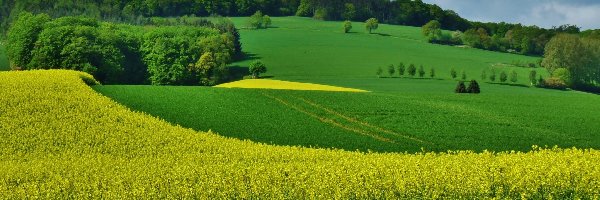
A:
[95, 17, 600, 153]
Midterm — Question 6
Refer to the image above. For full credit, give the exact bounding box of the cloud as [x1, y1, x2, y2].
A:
[422, 0, 600, 30]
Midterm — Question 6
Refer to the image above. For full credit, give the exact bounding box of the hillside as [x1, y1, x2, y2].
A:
[95, 17, 600, 153]
[228, 17, 543, 89]
[1, 70, 599, 198]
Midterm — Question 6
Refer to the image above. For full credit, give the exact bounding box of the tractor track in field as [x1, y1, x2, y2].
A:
[262, 92, 395, 144]
[262, 92, 432, 146]
[293, 96, 431, 145]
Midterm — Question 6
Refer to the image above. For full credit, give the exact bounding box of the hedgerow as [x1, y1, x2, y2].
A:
[0, 70, 599, 199]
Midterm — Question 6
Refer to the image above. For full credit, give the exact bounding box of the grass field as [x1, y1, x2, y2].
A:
[0, 42, 9, 71]
[96, 81, 600, 153]
[228, 17, 545, 87]
[95, 17, 599, 153]
[3, 70, 600, 198]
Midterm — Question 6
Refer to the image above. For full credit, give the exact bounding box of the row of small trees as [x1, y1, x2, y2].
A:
[480, 69, 519, 84]
[376, 63, 435, 78]
[342, 18, 378, 34]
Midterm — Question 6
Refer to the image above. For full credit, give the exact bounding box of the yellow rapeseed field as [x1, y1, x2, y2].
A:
[0, 70, 599, 199]
[215, 79, 368, 92]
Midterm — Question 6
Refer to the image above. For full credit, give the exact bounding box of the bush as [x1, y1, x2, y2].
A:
[249, 60, 267, 79]
[552, 68, 572, 86]
[407, 64, 417, 77]
[376, 67, 383, 78]
[314, 8, 328, 20]
[398, 63, 405, 76]
[455, 81, 467, 93]
[450, 68, 457, 79]
[481, 70, 487, 81]
[263, 15, 272, 28]
[489, 70, 496, 82]
[510, 70, 518, 83]
[461, 70, 467, 80]
[467, 80, 480, 93]
[430, 68, 435, 78]
[418, 65, 425, 77]
[343, 21, 352, 33]
[529, 70, 537, 86]
[542, 77, 568, 90]
[388, 64, 395, 77]
[499, 71, 508, 82]
[248, 11, 264, 29]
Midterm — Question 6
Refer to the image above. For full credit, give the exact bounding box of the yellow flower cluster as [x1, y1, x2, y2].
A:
[0, 70, 598, 199]
[215, 79, 368, 92]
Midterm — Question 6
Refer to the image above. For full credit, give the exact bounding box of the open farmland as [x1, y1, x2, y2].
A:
[1, 70, 600, 198]
[0, 43, 8, 71]
[227, 17, 546, 87]
[96, 17, 600, 153]
[96, 80, 600, 153]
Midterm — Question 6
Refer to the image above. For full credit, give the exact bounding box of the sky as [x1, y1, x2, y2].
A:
[421, 0, 600, 30]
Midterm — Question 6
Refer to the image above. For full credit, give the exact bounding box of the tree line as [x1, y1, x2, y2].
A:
[6, 12, 241, 85]
[0, 0, 469, 35]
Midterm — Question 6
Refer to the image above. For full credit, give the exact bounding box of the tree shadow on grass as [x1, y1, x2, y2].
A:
[372, 33, 392, 37]
[227, 66, 249, 82]
[486, 82, 531, 88]
[238, 52, 262, 62]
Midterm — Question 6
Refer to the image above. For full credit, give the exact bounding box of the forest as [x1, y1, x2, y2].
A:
[6, 12, 241, 85]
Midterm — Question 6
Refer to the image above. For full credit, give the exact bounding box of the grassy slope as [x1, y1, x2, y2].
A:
[96, 17, 600, 152]
[96, 82, 600, 153]
[229, 17, 544, 88]
[4, 70, 600, 198]
[0, 42, 9, 71]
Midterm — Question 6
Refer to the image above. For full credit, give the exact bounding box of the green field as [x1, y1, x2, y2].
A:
[95, 17, 600, 153]
[0, 42, 9, 71]
[228, 17, 545, 87]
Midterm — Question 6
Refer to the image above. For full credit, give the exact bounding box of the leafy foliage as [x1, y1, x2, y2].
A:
[407, 64, 416, 77]
[397, 63, 405, 76]
[455, 81, 467, 93]
[467, 80, 480, 94]
[343, 20, 352, 33]
[249, 60, 267, 78]
[365, 18, 378, 34]
[500, 71, 508, 83]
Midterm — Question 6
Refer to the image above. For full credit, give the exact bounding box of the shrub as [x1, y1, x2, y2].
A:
[489, 70, 496, 82]
[314, 8, 328, 20]
[543, 77, 568, 90]
[461, 70, 467, 80]
[450, 68, 457, 79]
[263, 15, 272, 28]
[552, 68, 572, 86]
[249, 60, 267, 79]
[418, 65, 425, 77]
[455, 81, 467, 93]
[248, 11, 264, 29]
[398, 63, 405, 76]
[430, 68, 435, 78]
[376, 67, 383, 78]
[481, 70, 487, 81]
[499, 71, 508, 82]
[407, 64, 417, 77]
[467, 80, 480, 93]
[388, 64, 395, 77]
[510, 70, 518, 83]
[529, 70, 537, 86]
[343, 20, 352, 33]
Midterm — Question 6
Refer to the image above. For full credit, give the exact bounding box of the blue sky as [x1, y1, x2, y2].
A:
[422, 0, 600, 30]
